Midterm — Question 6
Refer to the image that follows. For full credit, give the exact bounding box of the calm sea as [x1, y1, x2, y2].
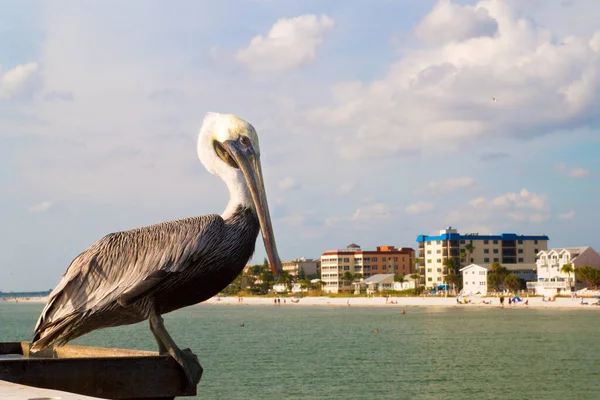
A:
[0, 303, 598, 399]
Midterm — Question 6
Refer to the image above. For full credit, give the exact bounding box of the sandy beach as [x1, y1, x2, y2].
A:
[4, 294, 599, 309]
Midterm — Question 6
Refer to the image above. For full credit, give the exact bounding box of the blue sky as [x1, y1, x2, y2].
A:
[1, 0, 599, 291]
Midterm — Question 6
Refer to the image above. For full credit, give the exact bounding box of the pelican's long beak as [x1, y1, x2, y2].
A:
[222, 140, 283, 277]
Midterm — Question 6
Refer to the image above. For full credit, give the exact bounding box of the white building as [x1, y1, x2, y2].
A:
[416, 227, 549, 288]
[282, 257, 319, 277]
[459, 264, 489, 296]
[527, 246, 600, 295]
[353, 274, 396, 294]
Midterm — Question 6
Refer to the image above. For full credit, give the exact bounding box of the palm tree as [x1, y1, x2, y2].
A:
[459, 251, 467, 266]
[413, 257, 422, 284]
[576, 265, 600, 290]
[488, 262, 508, 292]
[341, 271, 355, 291]
[281, 271, 293, 292]
[464, 241, 475, 264]
[560, 263, 574, 291]
[394, 275, 405, 283]
[316, 280, 327, 293]
[503, 274, 520, 293]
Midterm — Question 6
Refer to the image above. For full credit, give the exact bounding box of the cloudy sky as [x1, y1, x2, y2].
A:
[2, 0, 599, 291]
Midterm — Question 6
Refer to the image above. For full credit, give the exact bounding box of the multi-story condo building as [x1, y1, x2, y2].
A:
[282, 257, 319, 278]
[320, 244, 415, 294]
[527, 246, 600, 295]
[416, 227, 549, 288]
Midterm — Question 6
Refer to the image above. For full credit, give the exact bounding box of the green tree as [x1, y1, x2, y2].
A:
[259, 258, 275, 294]
[341, 271, 354, 285]
[298, 266, 306, 280]
[487, 262, 508, 291]
[394, 275, 405, 283]
[413, 257, 422, 284]
[444, 258, 457, 275]
[446, 273, 462, 292]
[459, 251, 467, 266]
[560, 263, 574, 290]
[464, 241, 475, 264]
[576, 265, 600, 289]
[280, 271, 293, 292]
[503, 274, 520, 293]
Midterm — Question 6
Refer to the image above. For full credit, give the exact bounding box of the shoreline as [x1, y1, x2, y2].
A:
[3, 295, 599, 310]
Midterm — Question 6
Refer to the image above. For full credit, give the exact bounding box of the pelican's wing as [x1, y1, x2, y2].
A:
[33, 215, 224, 338]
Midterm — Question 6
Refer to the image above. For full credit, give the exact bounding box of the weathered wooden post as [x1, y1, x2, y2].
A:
[0, 342, 201, 399]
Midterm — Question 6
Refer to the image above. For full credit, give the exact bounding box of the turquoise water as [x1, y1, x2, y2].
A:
[1, 302, 598, 399]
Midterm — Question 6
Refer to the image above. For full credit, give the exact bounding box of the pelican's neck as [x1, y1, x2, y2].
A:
[221, 170, 253, 220]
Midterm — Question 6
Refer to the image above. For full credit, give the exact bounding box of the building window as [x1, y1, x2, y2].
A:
[534, 240, 538, 244]
[460, 240, 465, 244]
[484, 240, 489, 244]
[437, 268, 442, 272]
[493, 240, 498, 244]
[382, 257, 386, 262]
[428, 277, 433, 281]
[484, 258, 490, 263]
[518, 249, 523, 254]
[382, 265, 387, 270]
[518, 240, 523, 244]
[518, 258, 524, 262]
[344, 258, 349, 262]
[437, 277, 442, 281]
[484, 249, 489, 254]
[394, 257, 398, 261]
[493, 249, 499, 254]
[343, 266, 349, 270]
[493, 258, 499, 262]
[427, 259, 432, 264]
[437, 241, 441, 245]
[436, 259, 442, 263]
[427, 250, 432, 254]
[436, 250, 441, 254]
[427, 268, 432, 273]
[534, 249, 538, 253]
[372, 257, 378, 261]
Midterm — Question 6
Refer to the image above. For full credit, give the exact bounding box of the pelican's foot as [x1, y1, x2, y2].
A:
[170, 347, 202, 391]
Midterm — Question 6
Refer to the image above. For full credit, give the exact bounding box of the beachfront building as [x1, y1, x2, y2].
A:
[353, 274, 395, 294]
[527, 246, 600, 296]
[282, 257, 319, 278]
[460, 264, 489, 296]
[416, 227, 549, 288]
[320, 244, 415, 294]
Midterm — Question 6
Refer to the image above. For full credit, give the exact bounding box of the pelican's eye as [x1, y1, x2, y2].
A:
[240, 135, 251, 147]
[213, 141, 239, 169]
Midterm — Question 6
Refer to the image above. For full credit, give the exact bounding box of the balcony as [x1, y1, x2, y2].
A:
[526, 281, 569, 289]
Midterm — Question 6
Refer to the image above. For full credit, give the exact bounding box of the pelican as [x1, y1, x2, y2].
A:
[31, 113, 283, 388]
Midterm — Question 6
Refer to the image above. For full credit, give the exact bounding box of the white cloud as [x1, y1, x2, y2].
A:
[554, 162, 590, 178]
[28, 201, 53, 213]
[325, 203, 392, 226]
[278, 176, 300, 191]
[448, 188, 551, 225]
[308, 0, 600, 160]
[415, 0, 498, 45]
[235, 14, 334, 72]
[338, 182, 354, 195]
[0, 62, 39, 99]
[405, 201, 435, 215]
[279, 214, 306, 226]
[422, 176, 475, 194]
[557, 210, 576, 220]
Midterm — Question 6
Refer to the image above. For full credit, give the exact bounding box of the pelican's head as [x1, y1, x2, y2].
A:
[198, 112, 282, 277]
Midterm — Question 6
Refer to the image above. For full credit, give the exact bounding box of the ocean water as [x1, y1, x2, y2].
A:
[0, 302, 598, 399]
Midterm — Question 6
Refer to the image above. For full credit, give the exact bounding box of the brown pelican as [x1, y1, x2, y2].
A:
[31, 113, 282, 388]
